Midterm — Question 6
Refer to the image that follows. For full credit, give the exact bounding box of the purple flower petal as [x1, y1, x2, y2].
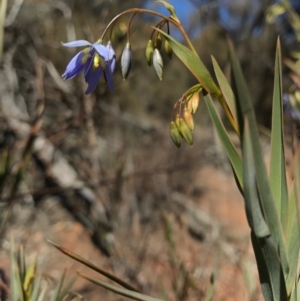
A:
[85, 65, 103, 95]
[62, 51, 86, 80]
[62, 40, 92, 48]
[107, 42, 116, 73]
[104, 61, 114, 92]
[93, 44, 109, 60]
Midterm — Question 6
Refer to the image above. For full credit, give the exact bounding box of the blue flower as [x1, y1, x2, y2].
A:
[62, 40, 116, 95]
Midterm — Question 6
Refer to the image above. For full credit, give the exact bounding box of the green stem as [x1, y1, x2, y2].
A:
[100, 8, 197, 55]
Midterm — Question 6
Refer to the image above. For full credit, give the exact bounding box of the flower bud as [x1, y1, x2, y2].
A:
[121, 42, 132, 79]
[169, 121, 181, 148]
[190, 92, 200, 113]
[153, 48, 163, 80]
[107, 41, 116, 72]
[179, 118, 193, 145]
[164, 40, 172, 60]
[187, 99, 193, 113]
[156, 32, 162, 49]
[145, 40, 154, 67]
[175, 114, 182, 136]
[184, 108, 194, 131]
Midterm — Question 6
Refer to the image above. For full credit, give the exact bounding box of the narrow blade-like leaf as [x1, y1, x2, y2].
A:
[270, 38, 289, 234]
[155, 28, 220, 97]
[211, 56, 238, 125]
[204, 94, 243, 189]
[285, 185, 300, 294]
[78, 273, 164, 301]
[252, 232, 287, 301]
[49, 241, 138, 292]
[243, 118, 270, 238]
[228, 37, 289, 276]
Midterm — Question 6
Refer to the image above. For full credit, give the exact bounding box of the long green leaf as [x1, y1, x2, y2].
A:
[285, 185, 300, 295]
[49, 241, 138, 292]
[49, 269, 65, 301]
[228, 37, 289, 276]
[10, 241, 24, 301]
[155, 28, 221, 96]
[252, 232, 287, 301]
[243, 118, 270, 238]
[270, 38, 289, 235]
[29, 274, 42, 301]
[251, 232, 273, 301]
[204, 94, 243, 189]
[78, 273, 164, 301]
[211, 56, 238, 124]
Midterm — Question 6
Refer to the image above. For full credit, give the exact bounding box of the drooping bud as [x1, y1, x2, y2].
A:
[169, 121, 181, 148]
[153, 48, 163, 80]
[190, 92, 200, 113]
[145, 40, 154, 67]
[179, 118, 193, 146]
[156, 33, 162, 49]
[175, 114, 182, 136]
[164, 40, 172, 60]
[184, 108, 194, 131]
[121, 42, 132, 79]
[157, 1, 181, 24]
[187, 99, 193, 114]
[107, 41, 116, 73]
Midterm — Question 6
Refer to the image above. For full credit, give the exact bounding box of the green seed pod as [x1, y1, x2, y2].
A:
[121, 42, 132, 79]
[169, 121, 181, 148]
[145, 40, 154, 67]
[156, 32, 162, 49]
[190, 92, 200, 113]
[184, 108, 194, 131]
[164, 40, 172, 60]
[179, 118, 193, 145]
[153, 48, 163, 80]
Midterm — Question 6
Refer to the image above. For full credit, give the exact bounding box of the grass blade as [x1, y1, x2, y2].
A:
[155, 28, 220, 96]
[285, 184, 300, 295]
[211, 56, 237, 125]
[204, 94, 243, 189]
[228, 37, 289, 276]
[49, 269, 66, 301]
[49, 241, 138, 292]
[78, 273, 164, 301]
[243, 118, 270, 238]
[270, 39, 289, 234]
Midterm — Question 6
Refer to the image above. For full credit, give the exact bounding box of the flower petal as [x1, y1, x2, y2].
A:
[62, 51, 86, 80]
[93, 44, 109, 60]
[85, 66, 103, 95]
[104, 61, 114, 92]
[107, 42, 116, 73]
[62, 40, 92, 48]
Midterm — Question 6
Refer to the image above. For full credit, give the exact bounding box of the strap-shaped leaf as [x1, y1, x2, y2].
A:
[270, 39, 289, 234]
[155, 28, 220, 97]
[252, 232, 287, 301]
[79, 273, 165, 301]
[243, 118, 270, 238]
[50, 240, 138, 292]
[211, 56, 238, 126]
[285, 185, 300, 295]
[204, 94, 242, 189]
[228, 37, 289, 276]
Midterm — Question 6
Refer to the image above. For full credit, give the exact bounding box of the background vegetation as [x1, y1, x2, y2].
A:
[1, 0, 300, 300]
